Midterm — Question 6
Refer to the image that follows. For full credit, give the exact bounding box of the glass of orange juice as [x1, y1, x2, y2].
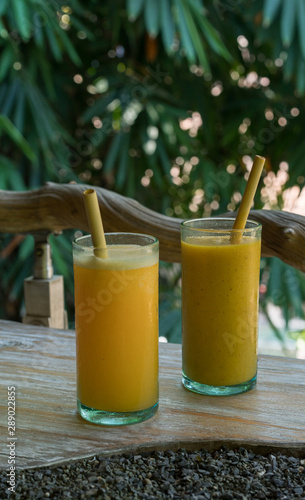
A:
[73, 232, 159, 425]
[181, 218, 262, 396]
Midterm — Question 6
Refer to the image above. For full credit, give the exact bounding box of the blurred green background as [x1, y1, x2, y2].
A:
[1, 0, 305, 356]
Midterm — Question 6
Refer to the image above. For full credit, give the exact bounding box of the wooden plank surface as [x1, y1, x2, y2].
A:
[0, 320, 305, 470]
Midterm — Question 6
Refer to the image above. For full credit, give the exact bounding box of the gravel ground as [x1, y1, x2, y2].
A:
[1, 447, 305, 499]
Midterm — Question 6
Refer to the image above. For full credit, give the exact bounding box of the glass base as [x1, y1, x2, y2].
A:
[182, 372, 257, 396]
[77, 400, 158, 426]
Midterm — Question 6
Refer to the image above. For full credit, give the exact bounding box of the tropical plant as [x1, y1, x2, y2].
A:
[0, 0, 305, 349]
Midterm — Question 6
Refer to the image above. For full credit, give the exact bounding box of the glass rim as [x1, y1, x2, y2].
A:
[181, 217, 261, 233]
[73, 232, 159, 248]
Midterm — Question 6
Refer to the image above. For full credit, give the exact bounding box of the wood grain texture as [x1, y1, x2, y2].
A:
[1, 183, 305, 268]
[0, 320, 304, 470]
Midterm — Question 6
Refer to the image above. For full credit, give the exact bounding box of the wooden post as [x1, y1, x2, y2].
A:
[22, 233, 68, 329]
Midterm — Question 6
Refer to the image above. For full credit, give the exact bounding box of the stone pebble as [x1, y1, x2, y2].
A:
[0, 447, 304, 499]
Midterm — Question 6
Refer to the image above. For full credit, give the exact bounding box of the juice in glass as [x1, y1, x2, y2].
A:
[73, 233, 159, 424]
[181, 218, 261, 396]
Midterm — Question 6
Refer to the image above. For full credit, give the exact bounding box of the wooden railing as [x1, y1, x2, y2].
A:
[0, 182, 305, 269]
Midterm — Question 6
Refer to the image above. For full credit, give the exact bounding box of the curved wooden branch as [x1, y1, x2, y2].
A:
[223, 209, 305, 272]
[0, 183, 305, 270]
[0, 183, 181, 263]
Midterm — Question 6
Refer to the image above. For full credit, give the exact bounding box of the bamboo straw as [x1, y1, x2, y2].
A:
[83, 189, 108, 258]
[231, 155, 265, 242]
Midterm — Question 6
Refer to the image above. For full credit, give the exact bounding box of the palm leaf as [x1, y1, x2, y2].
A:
[33, 20, 44, 47]
[160, 0, 175, 53]
[13, 91, 26, 133]
[159, 307, 181, 338]
[296, 58, 305, 94]
[262, 0, 282, 27]
[267, 258, 285, 306]
[0, 0, 8, 16]
[1, 79, 19, 115]
[0, 83, 8, 108]
[144, 0, 160, 37]
[0, 157, 26, 190]
[44, 23, 63, 62]
[127, 0, 145, 20]
[0, 167, 7, 189]
[11, 0, 32, 41]
[81, 91, 117, 123]
[174, 0, 196, 64]
[50, 239, 70, 278]
[18, 235, 34, 260]
[194, 13, 233, 62]
[281, 0, 297, 47]
[283, 43, 296, 80]
[24, 80, 70, 142]
[180, 0, 210, 72]
[103, 131, 124, 173]
[116, 130, 131, 189]
[148, 154, 163, 187]
[0, 116, 36, 161]
[188, 0, 204, 9]
[0, 46, 14, 81]
[11, 261, 34, 299]
[23, 85, 53, 145]
[286, 137, 305, 176]
[297, 0, 305, 59]
[0, 155, 17, 172]
[157, 134, 171, 176]
[7, 167, 26, 191]
[126, 156, 136, 197]
[34, 50, 56, 100]
[55, 24, 82, 67]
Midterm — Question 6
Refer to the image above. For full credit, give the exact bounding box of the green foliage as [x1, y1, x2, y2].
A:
[260, 258, 305, 351]
[0, 0, 305, 342]
[262, 0, 305, 93]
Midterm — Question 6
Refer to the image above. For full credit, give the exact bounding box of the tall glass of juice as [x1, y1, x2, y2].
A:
[73, 232, 159, 425]
[181, 218, 261, 396]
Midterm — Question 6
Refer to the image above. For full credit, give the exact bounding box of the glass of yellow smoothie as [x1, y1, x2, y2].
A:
[181, 218, 262, 396]
[73, 232, 159, 425]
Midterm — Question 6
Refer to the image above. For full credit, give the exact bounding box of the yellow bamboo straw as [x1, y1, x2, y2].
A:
[83, 189, 108, 258]
[231, 155, 266, 242]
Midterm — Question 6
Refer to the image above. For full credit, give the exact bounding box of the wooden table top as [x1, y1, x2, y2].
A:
[0, 319, 304, 470]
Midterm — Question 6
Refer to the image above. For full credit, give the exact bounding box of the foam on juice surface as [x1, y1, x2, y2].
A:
[74, 244, 158, 270]
[185, 235, 255, 247]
